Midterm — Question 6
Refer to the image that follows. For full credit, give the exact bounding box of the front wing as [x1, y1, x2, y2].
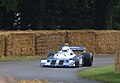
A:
[40, 58, 83, 67]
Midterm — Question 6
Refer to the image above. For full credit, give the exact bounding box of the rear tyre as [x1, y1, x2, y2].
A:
[82, 52, 93, 66]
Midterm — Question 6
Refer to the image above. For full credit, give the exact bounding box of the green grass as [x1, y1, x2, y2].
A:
[78, 65, 120, 83]
[0, 56, 44, 62]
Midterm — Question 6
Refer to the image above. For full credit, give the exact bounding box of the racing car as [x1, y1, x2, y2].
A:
[40, 46, 93, 68]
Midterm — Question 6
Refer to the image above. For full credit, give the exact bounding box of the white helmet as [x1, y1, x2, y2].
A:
[65, 43, 69, 46]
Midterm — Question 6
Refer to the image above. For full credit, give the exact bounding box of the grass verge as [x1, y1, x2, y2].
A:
[0, 56, 45, 62]
[78, 65, 120, 83]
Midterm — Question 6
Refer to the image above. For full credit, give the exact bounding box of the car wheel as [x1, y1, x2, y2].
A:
[75, 59, 79, 68]
[82, 52, 93, 66]
[48, 52, 55, 57]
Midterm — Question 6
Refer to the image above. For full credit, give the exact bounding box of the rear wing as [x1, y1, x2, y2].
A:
[60, 46, 86, 52]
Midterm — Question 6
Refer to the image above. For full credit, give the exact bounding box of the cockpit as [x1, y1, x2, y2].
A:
[61, 46, 70, 52]
[62, 50, 68, 52]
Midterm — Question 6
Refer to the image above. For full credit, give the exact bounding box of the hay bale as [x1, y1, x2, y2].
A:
[6, 33, 35, 56]
[0, 30, 119, 56]
[115, 50, 120, 73]
[0, 35, 5, 58]
[18, 80, 48, 83]
[67, 30, 95, 53]
[0, 75, 17, 83]
[94, 30, 120, 54]
[35, 31, 66, 56]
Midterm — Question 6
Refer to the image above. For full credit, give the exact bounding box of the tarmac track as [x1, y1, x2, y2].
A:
[0, 55, 114, 83]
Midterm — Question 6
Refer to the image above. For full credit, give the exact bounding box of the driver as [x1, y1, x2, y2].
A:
[61, 43, 74, 55]
[62, 43, 69, 52]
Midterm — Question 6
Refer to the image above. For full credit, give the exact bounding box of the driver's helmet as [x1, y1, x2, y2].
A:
[62, 46, 69, 52]
[65, 43, 69, 46]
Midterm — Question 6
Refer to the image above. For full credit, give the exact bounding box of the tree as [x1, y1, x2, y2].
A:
[0, 0, 21, 30]
[20, 0, 40, 30]
[0, 0, 119, 30]
[112, 0, 120, 30]
[0, 1, 7, 30]
[93, 0, 114, 30]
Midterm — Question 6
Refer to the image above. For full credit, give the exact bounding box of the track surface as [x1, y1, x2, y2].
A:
[0, 55, 114, 83]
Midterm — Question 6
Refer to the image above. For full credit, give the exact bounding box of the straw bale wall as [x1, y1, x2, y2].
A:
[94, 31, 120, 54]
[6, 33, 35, 56]
[0, 30, 119, 57]
[115, 50, 120, 73]
[67, 30, 95, 53]
[35, 31, 66, 56]
[0, 35, 5, 57]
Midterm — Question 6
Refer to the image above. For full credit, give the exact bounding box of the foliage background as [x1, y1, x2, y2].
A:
[0, 0, 120, 30]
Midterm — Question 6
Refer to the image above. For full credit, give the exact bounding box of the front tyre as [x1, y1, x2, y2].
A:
[48, 52, 57, 57]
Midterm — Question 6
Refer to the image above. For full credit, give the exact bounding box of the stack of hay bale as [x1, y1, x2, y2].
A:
[0, 75, 17, 83]
[35, 31, 66, 56]
[18, 80, 48, 83]
[0, 34, 5, 57]
[94, 30, 120, 54]
[115, 50, 120, 73]
[67, 30, 95, 53]
[0, 30, 120, 57]
[6, 32, 35, 56]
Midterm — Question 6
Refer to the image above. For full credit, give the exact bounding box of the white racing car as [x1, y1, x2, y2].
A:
[40, 46, 93, 68]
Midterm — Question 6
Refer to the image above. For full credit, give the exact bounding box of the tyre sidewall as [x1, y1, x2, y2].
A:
[82, 52, 93, 66]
